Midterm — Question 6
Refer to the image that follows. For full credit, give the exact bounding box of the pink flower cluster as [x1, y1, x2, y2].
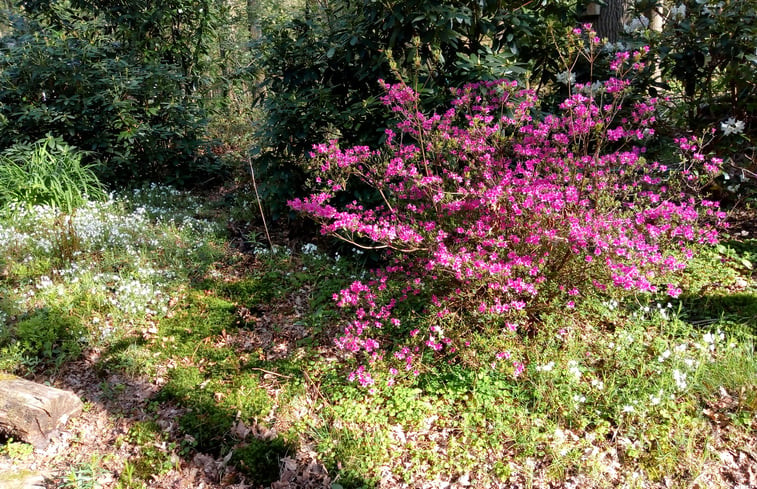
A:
[289, 51, 725, 387]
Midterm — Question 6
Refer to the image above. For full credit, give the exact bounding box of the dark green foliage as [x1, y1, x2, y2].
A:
[253, 0, 580, 219]
[624, 1, 757, 199]
[21, 0, 219, 86]
[643, 1, 757, 126]
[0, 3, 221, 186]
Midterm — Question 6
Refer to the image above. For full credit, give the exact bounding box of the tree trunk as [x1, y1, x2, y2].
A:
[593, 0, 631, 42]
[247, 0, 261, 40]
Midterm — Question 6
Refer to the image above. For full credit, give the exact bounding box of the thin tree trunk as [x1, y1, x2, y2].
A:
[247, 0, 261, 40]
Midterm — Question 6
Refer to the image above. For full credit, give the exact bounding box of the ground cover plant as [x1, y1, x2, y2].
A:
[0, 179, 754, 488]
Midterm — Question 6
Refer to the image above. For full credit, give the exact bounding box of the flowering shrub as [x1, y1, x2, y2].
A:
[290, 32, 726, 386]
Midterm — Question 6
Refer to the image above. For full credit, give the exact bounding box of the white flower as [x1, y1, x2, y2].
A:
[622, 404, 635, 413]
[721, 117, 745, 136]
[702, 2, 724, 16]
[556, 71, 576, 85]
[624, 15, 650, 33]
[580, 81, 605, 95]
[670, 4, 686, 21]
[301, 243, 318, 255]
[567, 360, 581, 381]
[650, 391, 663, 406]
[536, 361, 555, 372]
[657, 349, 671, 362]
[673, 369, 688, 391]
[604, 41, 628, 52]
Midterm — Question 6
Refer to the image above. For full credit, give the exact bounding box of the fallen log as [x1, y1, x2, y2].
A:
[0, 374, 82, 448]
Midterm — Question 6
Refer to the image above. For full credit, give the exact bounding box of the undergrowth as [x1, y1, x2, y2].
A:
[0, 185, 754, 488]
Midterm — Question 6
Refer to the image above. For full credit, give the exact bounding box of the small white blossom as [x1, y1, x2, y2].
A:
[673, 369, 688, 391]
[536, 361, 555, 372]
[604, 41, 628, 52]
[721, 117, 745, 136]
[556, 71, 576, 85]
[702, 2, 724, 16]
[657, 349, 671, 362]
[579, 81, 604, 95]
[567, 360, 582, 381]
[670, 4, 686, 21]
[622, 404, 635, 413]
[301, 243, 318, 255]
[624, 15, 650, 33]
[650, 391, 663, 406]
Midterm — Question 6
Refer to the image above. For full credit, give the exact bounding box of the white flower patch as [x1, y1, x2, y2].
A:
[109, 278, 164, 316]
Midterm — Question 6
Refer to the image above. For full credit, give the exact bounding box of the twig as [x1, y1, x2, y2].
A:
[303, 369, 330, 406]
[248, 156, 274, 250]
[248, 367, 292, 379]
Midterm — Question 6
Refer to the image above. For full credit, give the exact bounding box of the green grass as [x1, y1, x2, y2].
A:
[0, 186, 755, 488]
[0, 136, 106, 213]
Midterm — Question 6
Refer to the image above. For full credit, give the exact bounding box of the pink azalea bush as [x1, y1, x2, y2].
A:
[289, 31, 726, 387]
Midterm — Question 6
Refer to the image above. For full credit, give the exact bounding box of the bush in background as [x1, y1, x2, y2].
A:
[0, 3, 221, 186]
[622, 1, 757, 201]
[253, 0, 580, 219]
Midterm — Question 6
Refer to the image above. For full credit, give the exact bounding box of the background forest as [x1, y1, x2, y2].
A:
[0, 1, 755, 488]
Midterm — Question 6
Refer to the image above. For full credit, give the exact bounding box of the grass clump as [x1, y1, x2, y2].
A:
[0, 136, 105, 213]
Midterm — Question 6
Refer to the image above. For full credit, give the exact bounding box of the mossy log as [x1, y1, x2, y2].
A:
[0, 375, 82, 447]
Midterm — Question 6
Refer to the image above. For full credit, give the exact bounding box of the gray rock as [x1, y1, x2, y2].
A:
[0, 374, 83, 447]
